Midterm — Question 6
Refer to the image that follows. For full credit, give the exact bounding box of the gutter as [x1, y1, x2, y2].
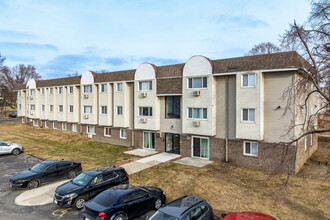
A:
[213, 68, 299, 76]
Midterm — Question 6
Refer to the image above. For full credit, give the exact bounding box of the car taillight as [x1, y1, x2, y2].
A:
[83, 205, 85, 211]
[97, 212, 107, 218]
[126, 174, 129, 179]
[212, 207, 214, 213]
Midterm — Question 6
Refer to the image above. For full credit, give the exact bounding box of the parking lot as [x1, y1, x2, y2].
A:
[0, 154, 154, 220]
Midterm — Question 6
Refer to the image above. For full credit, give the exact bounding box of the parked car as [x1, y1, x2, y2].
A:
[147, 195, 213, 220]
[81, 184, 166, 220]
[9, 159, 82, 189]
[221, 212, 277, 220]
[0, 141, 23, 155]
[54, 166, 129, 209]
[8, 112, 17, 118]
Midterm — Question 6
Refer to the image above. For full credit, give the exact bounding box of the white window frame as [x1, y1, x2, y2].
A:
[187, 77, 208, 89]
[187, 108, 207, 120]
[69, 86, 74, 94]
[191, 136, 209, 159]
[100, 83, 108, 93]
[87, 125, 96, 135]
[19, 104, 21, 110]
[49, 88, 53, 95]
[138, 81, 152, 91]
[22, 118, 25, 123]
[45, 121, 48, 128]
[116, 82, 123, 92]
[49, 105, 54, 112]
[41, 88, 45, 95]
[41, 105, 45, 111]
[241, 108, 256, 122]
[53, 121, 57, 129]
[138, 107, 152, 117]
[33, 119, 38, 127]
[30, 105, 35, 111]
[120, 128, 127, 139]
[104, 127, 111, 137]
[72, 124, 77, 132]
[62, 122, 67, 130]
[69, 105, 74, 113]
[116, 106, 123, 115]
[243, 141, 258, 157]
[58, 105, 63, 112]
[30, 89, 36, 95]
[84, 85, 92, 93]
[241, 73, 256, 87]
[84, 106, 93, 114]
[58, 87, 63, 94]
[101, 106, 108, 115]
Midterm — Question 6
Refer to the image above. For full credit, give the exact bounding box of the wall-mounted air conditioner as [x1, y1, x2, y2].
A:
[193, 91, 200, 96]
[193, 121, 200, 127]
[182, 135, 190, 140]
[140, 118, 147, 123]
[141, 92, 147, 98]
[84, 115, 89, 119]
[84, 94, 89, 99]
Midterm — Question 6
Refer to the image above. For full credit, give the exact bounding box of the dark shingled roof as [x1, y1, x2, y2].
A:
[14, 51, 311, 89]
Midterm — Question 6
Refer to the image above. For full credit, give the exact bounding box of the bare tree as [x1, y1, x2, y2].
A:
[247, 42, 282, 55]
[67, 71, 81, 77]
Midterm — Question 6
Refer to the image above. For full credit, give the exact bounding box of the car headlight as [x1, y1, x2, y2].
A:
[63, 193, 78, 199]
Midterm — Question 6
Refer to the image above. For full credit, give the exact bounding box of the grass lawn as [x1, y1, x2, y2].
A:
[0, 106, 16, 118]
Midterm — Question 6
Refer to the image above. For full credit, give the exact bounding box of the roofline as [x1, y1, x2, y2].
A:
[213, 68, 299, 76]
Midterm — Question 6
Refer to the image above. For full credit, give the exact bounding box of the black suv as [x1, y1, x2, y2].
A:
[54, 166, 129, 209]
[9, 160, 82, 189]
[148, 196, 214, 220]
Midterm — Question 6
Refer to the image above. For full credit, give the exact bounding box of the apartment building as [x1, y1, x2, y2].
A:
[15, 51, 319, 173]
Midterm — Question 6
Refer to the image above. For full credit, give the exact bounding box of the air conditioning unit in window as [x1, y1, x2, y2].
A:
[182, 135, 190, 141]
[30, 112, 33, 115]
[30, 96, 33, 100]
[84, 115, 89, 119]
[140, 118, 147, 123]
[193, 90, 200, 96]
[193, 121, 200, 127]
[141, 92, 147, 98]
[84, 94, 89, 99]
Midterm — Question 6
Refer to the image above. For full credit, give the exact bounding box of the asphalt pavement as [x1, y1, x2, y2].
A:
[0, 118, 17, 122]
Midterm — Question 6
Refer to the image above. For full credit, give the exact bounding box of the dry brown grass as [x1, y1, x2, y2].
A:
[0, 122, 137, 170]
[0, 106, 16, 118]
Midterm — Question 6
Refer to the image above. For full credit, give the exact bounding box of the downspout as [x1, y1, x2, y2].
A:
[225, 76, 229, 162]
[131, 83, 135, 147]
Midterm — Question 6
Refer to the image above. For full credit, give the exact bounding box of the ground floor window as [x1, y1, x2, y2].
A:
[72, 124, 77, 132]
[22, 118, 25, 123]
[104, 127, 111, 137]
[33, 120, 38, 127]
[87, 125, 96, 135]
[192, 137, 209, 159]
[62, 122, 67, 130]
[45, 121, 48, 128]
[144, 131, 155, 149]
[53, 121, 57, 129]
[243, 141, 258, 156]
[165, 133, 180, 154]
[120, 129, 127, 139]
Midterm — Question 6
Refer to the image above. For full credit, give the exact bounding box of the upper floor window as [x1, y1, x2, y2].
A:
[101, 84, 107, 93]
[30, 105, 35, 111]
[30, 89, 35, 95]
[49, 105, 54, 112]
[242, 108, 255, 122]
[58, 105, 63, 112]
[84, 85, 92, 93]
[58, 87, 63, 94]
[116, 83, 123, 92]
[84, 106, 92, 114]
[244, 141, 258, 156]
[49, 88, 54, 95]
[101, 106, 108, 114]
[19, 104, 21, 110]
[41, 88, 45, 95]
[165, 96, 180, 118]
[242, 73, 256, 87]
[69, 86, 74, 94]
[116, 106, 123, 115]
[69, 105, 74, 113]
[188, 77, 207, 89]
[41, 105, 45, 111]
[139, 81, 152, 91]
[19, 91, 21, 96]
[139, 107, 152, 116]
[188, 108, 207, 119]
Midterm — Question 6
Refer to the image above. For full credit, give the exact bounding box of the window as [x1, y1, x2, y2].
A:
[101, 106, 108, 114]
[30, 105, 35, 111]
[188, 77, 207, 89]
[49, 88, 53, 94]
[19, 104, 21, 110]
[41, 88, 45, 95]
[22, 118, 25, 123]
[62, 122, 67, 130]
[84, 106, 92, 114]
[84, 85, 92, 93]
[188, 108, 207, 119]
[41, 105, 45, 111]
[116, 83, 123, 92]
[69, 86, 73, 94]
[116, 106, 123, 115]
[143, 132, 155, 149]
[72, 124, 77, 132]
[166, 96, 180, 118]
[192, 137, 209, 159]
[242, 73, 256, 87]
[33, 120, 38, 127]
[45, 121, 48, 128]
[53, 121, 57, 129]
[104, 127, 111, 137]
[30, 89, 35, 95]
[242, 109, 255, 122]
[49, 105, 54, 112]
[58, 87, 63, 94]
[138, 81, 152, 91]
[120, 129, 127, 139]
[101, 84, 107, 92]
[139, 107, 152, 116]
[244, 141, 258, 156]
[87, 125, 96, 134]
[69, 105, 74, 113]
[58, 105, 63, 112]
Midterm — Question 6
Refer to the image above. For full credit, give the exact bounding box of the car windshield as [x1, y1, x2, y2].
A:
[93, 191, 119, 207]
[72, 173, 93, 186]
[30, 163, 47, 173]
[149, 211, 179, 220]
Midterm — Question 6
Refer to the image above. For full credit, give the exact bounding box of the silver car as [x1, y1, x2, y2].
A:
[0, 141, 23, 155]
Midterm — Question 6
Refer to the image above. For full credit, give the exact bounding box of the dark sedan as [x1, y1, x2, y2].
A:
[8, 112, 17, 118]
[81, 184, 166, 220]
[9, 159, 82, 189]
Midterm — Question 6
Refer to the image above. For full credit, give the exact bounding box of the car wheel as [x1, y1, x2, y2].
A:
[154, 197, 163, 210]
[67, 170, 76, 179]
[113, 214, 126, 220]
[27, 179, 39, 189]
[12, 148, 20, 155]
[73, 196, 86, 209]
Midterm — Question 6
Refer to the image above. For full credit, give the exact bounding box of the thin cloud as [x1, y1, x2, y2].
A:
[216, 14, 269, 28]
[0, 29, 36, 40]
[0, 42, 58, 51]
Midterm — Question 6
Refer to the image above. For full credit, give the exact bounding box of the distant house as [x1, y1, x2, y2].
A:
[15, 51, 319, 173]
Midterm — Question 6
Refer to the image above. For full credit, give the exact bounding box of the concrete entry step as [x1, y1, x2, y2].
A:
[174, 157, 213, 167]
[124, 149, 158, 157]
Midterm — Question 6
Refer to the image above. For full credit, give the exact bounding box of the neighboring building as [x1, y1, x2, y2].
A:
[15, 52, 319, 173]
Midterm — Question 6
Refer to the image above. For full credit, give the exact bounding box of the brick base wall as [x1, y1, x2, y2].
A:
[93, 126, 132, 147]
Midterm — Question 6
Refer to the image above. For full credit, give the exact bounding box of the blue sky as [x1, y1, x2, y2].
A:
[0, 0, 311, 79]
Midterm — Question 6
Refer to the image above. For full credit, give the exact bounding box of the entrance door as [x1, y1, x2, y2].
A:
[165, 133, 180, 154]
[192, 137, 209, 159]
[143, 132, 155, 149]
